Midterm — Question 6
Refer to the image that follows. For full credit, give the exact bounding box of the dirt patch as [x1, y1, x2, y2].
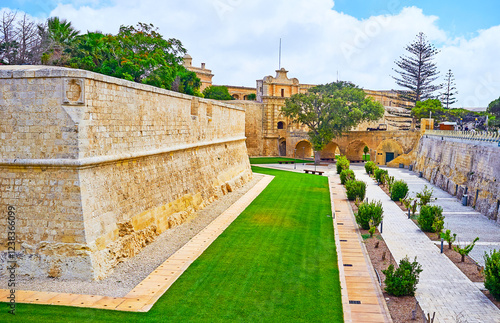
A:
[434, 244, 484, 282]
[361, 227, 424, 323]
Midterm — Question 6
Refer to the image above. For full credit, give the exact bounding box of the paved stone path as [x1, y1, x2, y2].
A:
[329, 174, 392, 323]
[0, 175, 274, 312]
[353, 166, 500, 323]
[381, 166, 500, 267]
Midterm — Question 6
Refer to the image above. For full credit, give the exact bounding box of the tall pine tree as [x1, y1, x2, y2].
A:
[392, 32, 442, 105]
[440, 69, 458, 109]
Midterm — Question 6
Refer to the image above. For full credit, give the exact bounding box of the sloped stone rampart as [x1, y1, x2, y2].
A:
[0, 66, 251, 279]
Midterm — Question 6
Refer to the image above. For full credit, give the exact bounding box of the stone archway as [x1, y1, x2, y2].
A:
[295, 140, 313, 159]
[376, 139, 404, 165]
[279, 138, 287, 156]
[345, 140, 369, 162]
[321, 142, 339, 160]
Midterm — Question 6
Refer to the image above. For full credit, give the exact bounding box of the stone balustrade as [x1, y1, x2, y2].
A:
[425, 130, 500, 145]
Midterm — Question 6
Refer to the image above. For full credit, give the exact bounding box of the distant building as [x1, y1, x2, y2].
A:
[182, 54, 214, 91]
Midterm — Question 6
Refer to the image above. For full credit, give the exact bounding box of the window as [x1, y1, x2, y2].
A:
[281, 89, 285, 97]
[277, 121, 284, 129]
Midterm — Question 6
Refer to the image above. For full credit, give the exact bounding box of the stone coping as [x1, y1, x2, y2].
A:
[0, 174, 274, 312]
[0, 65, 244, 112]
[0, 136, 247, 167]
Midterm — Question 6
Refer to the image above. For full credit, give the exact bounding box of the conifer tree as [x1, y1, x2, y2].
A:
[392, 32, 442, 105]
[440, 69, 458, 109]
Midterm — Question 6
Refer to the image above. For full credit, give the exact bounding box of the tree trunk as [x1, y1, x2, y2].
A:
[461, 254, 465, 262]
[448, 243, 452, 249]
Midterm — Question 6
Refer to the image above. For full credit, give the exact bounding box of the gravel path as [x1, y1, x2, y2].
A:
[1, 174, 263, 298]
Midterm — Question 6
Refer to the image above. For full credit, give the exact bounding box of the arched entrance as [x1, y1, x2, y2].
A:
[345, 140, 368, 162]
[376, 139, 404, 165]
[321, 142, 340, 160]
[295, 140, 313, 159]
[279, 138, 287, 156]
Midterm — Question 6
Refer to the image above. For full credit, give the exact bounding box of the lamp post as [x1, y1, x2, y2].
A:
[294, 149, 297, 169]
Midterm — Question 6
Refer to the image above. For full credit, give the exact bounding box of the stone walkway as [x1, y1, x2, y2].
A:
[381, 166, 500, 267]
[329, 175, 392, 323]
[0, 175, 274, 312]
[353, 166, 500, 323]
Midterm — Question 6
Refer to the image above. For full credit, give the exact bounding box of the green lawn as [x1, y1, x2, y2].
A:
[1, 167, 342, 322]
[249, 157, 311, 164]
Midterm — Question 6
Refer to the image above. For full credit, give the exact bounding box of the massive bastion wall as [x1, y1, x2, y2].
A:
[0, 66, 252, 280]
[414, 134, 500, 222]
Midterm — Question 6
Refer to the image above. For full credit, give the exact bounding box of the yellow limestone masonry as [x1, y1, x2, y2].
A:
[0, 66, 252, 280]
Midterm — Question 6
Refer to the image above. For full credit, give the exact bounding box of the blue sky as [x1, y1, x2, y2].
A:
[334, 0, 499, 38]
[2, 0, 500, 107]
[5, 0, 500, 38]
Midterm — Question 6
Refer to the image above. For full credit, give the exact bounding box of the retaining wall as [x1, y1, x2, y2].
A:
[414, 134, 500, 222]
[0, 66, 252, 279]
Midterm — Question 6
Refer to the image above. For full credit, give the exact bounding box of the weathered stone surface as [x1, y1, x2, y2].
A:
[414, 135, 500, 222]
[0, 66, 252, 280]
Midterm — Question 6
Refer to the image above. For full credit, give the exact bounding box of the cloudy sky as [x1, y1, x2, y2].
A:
[2, 0, 500, 107]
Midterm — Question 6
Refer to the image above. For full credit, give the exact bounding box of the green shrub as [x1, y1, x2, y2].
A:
[440, 229, 456, 249]
[416, 185, 436, 206]
[485, 249, 500, 301]
[374, 168, 388, 184]
[340, 169, 355, 185]
[364, 161, 376, 174]
[336, 155, 350, 174]
[355, 199, 383, 230]
[432, 211, 445, 234]
[386, 175, 395, 191]
[383, 256, 422, 296]
[454, 237, 479, 262]
[368, 225, 376, 237]
[345, 180, 366, 201]
[418, 205, 444, 232]
[391, 180, 409, 201]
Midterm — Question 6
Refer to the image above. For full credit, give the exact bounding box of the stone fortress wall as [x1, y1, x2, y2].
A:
[0, 66, 252, 280]
[414, 134, 500, 222]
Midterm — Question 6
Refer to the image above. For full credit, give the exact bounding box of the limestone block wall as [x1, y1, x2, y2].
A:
[414, 135, 500, 222]
[0, 66, 252, 280]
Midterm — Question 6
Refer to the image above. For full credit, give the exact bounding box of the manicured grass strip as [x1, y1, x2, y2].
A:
[249, 157, 311, 164]
[1, 167, 342, 322]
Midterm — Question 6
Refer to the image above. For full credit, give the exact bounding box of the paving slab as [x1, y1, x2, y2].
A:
[353, 165, 500, 323]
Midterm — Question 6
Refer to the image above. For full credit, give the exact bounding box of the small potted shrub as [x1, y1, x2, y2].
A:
[345, 180, 366, 201]
[391, 180, 409, 201]
[364, 161, 376, 174]
[340, 169, 355, 185]
[485, 249, 500, 301]
[383, 256, 423, 296]
[374, 168, 388, 185]
[355, 199, 383, 230]
[336, 155, 350, 174]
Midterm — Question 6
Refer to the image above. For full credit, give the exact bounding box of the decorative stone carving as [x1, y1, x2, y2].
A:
[63, 78, 85, 104]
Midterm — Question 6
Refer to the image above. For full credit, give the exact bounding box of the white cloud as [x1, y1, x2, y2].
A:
[7, 0, 499, 107]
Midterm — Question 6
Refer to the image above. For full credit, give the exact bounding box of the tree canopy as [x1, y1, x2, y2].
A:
[66, 23, 187, 90]
[413, 99, 491, 129]
[202, 85, 234, 100]
[487, 97, 500, 128]
[393, 32, 442, 105]
[282, 81, 385, 151]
